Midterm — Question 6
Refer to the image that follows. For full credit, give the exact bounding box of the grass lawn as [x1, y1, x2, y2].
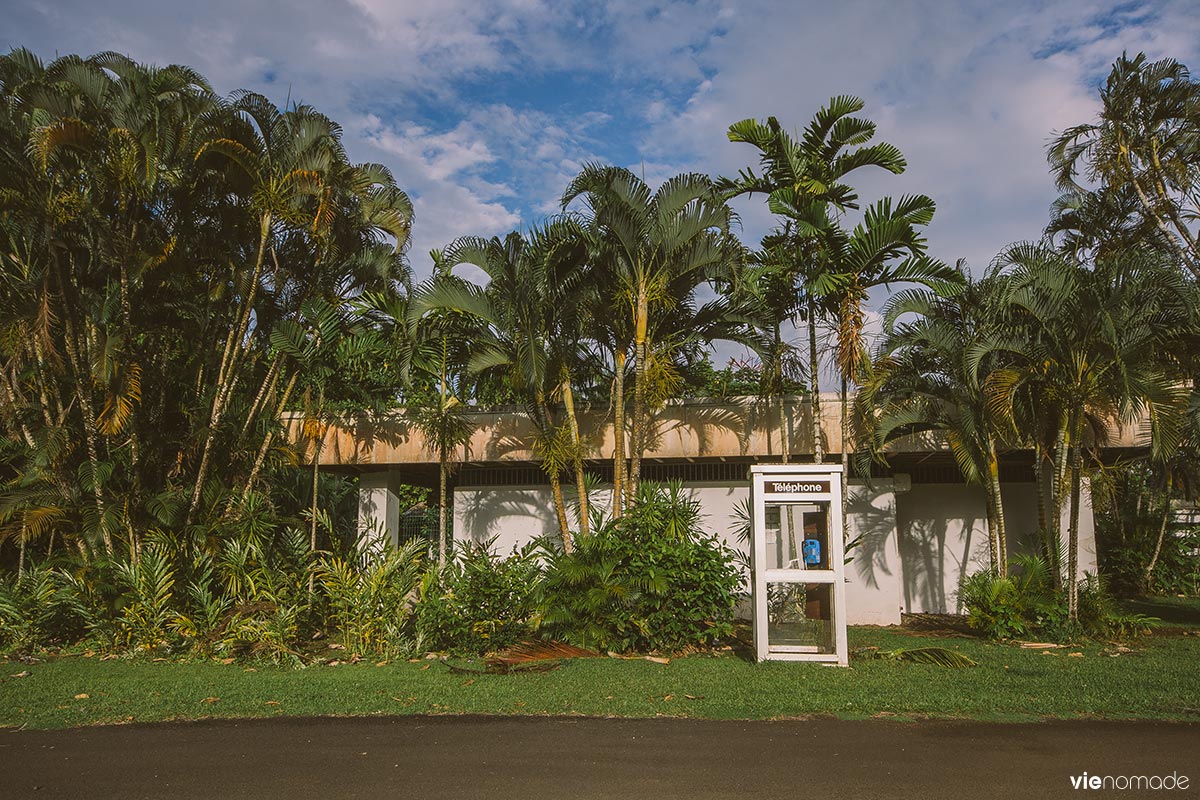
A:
[3, 626, 1198, 730]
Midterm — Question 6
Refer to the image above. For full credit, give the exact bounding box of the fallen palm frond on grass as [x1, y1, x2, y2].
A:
[445, 640, 601, 675]
[853, 646, 978, 668]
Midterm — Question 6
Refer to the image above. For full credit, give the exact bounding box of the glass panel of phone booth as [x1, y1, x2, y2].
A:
[766, 582, 834, 653]
[763, 504, 829, 571]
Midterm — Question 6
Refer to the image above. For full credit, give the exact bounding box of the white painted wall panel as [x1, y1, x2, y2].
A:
[451, 479, 905, 625]
[895, 481, 1098, 614]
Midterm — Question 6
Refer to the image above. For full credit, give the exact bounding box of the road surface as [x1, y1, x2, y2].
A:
[3, 716, 1197, 798]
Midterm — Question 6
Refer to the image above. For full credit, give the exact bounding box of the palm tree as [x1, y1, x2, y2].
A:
[721, 97, 908, 464]
[185, 93, 347, 525]
[1049, 52, 1200, 279]
[810, 195, 961, 540]
[407, 301, 475, 567]
[731, 233, 806, 461]
[562, 166, 743, 508]
[0, 48, 413, 566]
[866, 267, 1013, 574]
[987, 243, 1193, 620]
[417, 225, 589, 550]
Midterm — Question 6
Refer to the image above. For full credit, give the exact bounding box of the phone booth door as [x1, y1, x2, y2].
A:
[749, 464, 848, 665]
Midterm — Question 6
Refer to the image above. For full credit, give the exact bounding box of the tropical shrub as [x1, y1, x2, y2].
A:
[959, 553, 1156, 641]
[537, 481, 740, 653]
[115, 546, 177, 652]
[958, 570, 1028, 639]
[0, 565, 79, 654]
[416, 540, 540, 655]
[317, 537, 425, 659]
[1104, 531, 1200, 597]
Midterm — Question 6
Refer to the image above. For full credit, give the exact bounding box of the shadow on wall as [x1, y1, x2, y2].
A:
[848, 485, 896, 591]
[458, 487, 557, 554]
[896, 484, 991, 614]
[649, 401, 753, 457]
[474, 413, 532, 462]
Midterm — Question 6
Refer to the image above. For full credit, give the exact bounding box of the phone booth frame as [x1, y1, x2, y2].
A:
[749, 464, 848, 665]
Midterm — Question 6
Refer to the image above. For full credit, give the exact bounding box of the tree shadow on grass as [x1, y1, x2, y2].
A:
[1120, 597, 1200, 628]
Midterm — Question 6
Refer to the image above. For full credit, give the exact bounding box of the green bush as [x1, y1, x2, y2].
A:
[1, 566, 69, 654]
[958, 570, 1028, 639]
[537, 481, 740, 653]
[959, 553, 1156, 642]
[415, 540, 541, 656]
[115, 546, 176, 652]
[1105, 530, 1200, 596]
[317, 536, 426, 659]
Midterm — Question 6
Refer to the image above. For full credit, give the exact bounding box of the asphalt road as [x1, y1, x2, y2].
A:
[2, 716, 1197, 799]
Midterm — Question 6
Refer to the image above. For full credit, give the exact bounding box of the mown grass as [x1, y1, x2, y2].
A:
[3, 627, 1198, 730]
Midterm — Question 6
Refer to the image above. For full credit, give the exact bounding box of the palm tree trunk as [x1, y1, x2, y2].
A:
[537, 399, 574, 552]
[0, 370, 36, 448]
[309, 437, 322, 555]
[1147, 143, 1200, 256]
[561, 375, 589, 536]
[438, 457, 448, 568]
[839, 376, 850, 543]
[60, 303, 110, 556]
[549, 469, 572, 552]
[1066, 411, 1084, 622]
[1050, 425, 1070, 589]
[778, 396, 791, 465]
[239, 353, 282, 440]
[1145, 494, 1172, 588]
[187, 212, 272, 525]
[117, 231, 143, 519]
[240, 369, 299, 502]
[1033, 444, 1048, 533]
[986, 443, 1008, 576]
[18, 525, 26, 579]
[308, 398, 324, 595]
[808, 301, 823, 464]
[629, 287, 650, 504]
[612, 350, 627, 518]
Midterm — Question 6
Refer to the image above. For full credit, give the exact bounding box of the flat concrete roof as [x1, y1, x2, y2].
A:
[292, 393, 1148, 471]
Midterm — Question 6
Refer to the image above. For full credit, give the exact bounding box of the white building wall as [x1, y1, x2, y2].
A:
[845, 482, 903, 625]
[358, 471, 403, 548]
[452, 479, 906, 626]
[419, 474, 1099, 624]
[894, 481, 1098, 615]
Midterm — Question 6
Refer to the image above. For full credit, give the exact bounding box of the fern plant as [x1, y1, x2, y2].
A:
[115, 546, 177, 652]
[317, 536, 425, 658]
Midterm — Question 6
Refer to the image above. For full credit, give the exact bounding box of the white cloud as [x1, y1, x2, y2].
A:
[7, 0, 1200, 290]
[635, 0, 1200, 275]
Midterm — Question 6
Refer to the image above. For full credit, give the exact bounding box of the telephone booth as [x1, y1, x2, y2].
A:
[748, 464, 848, 665]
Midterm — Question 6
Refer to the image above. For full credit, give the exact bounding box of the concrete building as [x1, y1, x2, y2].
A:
[304, 395, 1137, 625]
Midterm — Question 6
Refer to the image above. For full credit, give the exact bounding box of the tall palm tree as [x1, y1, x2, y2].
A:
[865, 267, 1012, 574]
[987, 243, 1193, 619]
[721, 97, 907, 464]
[735, 232, 807, 462]
[185, 93, 347, 525]
[809, 195, 961, 539]
[417, 224, 590, 550]
[1049, 52, 1200, 279]
[0, 48, 413, 565]
[562, 166, 743, 509]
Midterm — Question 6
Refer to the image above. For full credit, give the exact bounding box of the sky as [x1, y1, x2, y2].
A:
[7, 0, 1200, 363]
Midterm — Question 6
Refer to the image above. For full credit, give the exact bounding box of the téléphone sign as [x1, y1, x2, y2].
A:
[764, 480, 830, 494]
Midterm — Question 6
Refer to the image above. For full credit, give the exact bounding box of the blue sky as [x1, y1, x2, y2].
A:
[7, 0, 1200, 351]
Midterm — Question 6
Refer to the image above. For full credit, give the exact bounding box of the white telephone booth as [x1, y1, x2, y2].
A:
[749, 464, 848, 665]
